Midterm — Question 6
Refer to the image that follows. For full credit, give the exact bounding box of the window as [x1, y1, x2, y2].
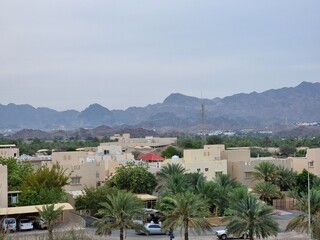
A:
[309, 161, 314, 167]
[104, 150, 109, 155]
[215, 171, 222, 178]
[197, 168, 201, 172]
[71, 177, 81, 185]
[244, 172, 253, 178]
[205, 168, 209, 172]
[96, 172, 100, 178]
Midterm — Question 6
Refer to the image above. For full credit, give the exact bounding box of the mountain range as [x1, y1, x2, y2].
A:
[1, 81, 320, 135]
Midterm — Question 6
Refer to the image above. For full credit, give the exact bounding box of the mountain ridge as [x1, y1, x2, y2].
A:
[1, 81, 319, 133]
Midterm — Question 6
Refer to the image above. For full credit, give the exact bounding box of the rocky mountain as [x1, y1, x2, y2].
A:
[1, 82, 320, 133]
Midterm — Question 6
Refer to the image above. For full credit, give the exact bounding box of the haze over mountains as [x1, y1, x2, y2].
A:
[1, 82, 320, 135]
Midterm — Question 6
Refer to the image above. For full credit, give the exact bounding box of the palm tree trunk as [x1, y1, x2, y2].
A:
[184, 219, 189, 240]
[249, 230, 254, 240]
[48, 227, 53, 240]
[120, 227, 124, 240]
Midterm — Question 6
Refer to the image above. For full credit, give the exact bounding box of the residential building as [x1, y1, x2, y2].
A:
[103, 133, 177, 150]
[0, 165, 8, 208]
[0, 144, 19, 158]
[222, 148, 292, 187]
[51, 151, 107, 192]
[292, 148, 320, 176]
[164, 145, 228, 180]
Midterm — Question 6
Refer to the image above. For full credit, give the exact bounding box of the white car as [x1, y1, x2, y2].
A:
[216, 229, 248, 239]
[136, 223, 167, 235]
[2, 218, 16, 232]
[18, 219, 34, 231]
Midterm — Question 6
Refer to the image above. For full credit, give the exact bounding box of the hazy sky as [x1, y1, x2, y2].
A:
[1, 0, 319, 111]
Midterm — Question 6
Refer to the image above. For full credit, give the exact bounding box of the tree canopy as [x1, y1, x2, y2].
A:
[108, 162, 157, 194]
[19, 163, 69, 205]
[0, 157, 33, 192]
[94, 190, 145, 240]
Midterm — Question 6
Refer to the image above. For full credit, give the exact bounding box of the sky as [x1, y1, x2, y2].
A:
[0, 0, 319, 111]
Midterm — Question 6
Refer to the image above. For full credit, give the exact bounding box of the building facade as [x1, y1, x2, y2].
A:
[0, 144, 19, 158]
[0, 165, 8, 208]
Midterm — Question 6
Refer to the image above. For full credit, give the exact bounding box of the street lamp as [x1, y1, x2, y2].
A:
[307, 160, 314, 240]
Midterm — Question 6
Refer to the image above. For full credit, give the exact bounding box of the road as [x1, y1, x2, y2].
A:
[6, 210, 308, 239]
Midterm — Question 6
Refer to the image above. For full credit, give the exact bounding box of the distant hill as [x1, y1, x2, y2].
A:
[1, 81, 320, 134]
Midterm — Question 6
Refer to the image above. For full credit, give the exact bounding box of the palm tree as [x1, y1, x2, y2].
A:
[253, 181, 282, 205]
[274, 165, 296, 191]
[213, 174, 242, 216]
[156, 163, 187, 195]
[252, 161, 279, 182]
[227, 194, 279, 240]
[156, 163, 186, 181]
[185, 172, 206, 194]
[36, 204, 64, 240]
[158, 192, 212, 240]
[286, 189, 320, 239]
[94, 190, 144, 240]
[164, 173, 189, 195]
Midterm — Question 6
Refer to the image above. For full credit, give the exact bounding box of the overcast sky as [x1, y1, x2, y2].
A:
[1, 0, 319, 111]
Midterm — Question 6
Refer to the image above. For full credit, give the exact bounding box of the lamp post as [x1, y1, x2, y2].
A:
[307, 161, 314, 240]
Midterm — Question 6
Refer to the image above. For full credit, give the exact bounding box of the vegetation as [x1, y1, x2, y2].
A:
[286, 189, 320, 239]
[158, 192, 212, 240]
[75, 185, 118, 216]
[253, 182, 282, 205]
[19, 163, 69, 205]
[94, 190, 145, 240]
[0, 157, 33, 192]
[161, 146, 183, 158]
[36, 204, 65, 240]
[227, 194, 279, 240]
[107, 162, 157, 194]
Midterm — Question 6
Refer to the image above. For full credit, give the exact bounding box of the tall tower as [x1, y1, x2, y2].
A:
[201, 103, 206, 146]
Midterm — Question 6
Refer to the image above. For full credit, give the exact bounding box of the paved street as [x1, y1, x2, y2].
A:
[4, 209, 309, 240]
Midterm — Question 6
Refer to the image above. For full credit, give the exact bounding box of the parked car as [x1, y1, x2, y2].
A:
[216, 229, 248, 239]
[136, 223, 167, 235]
[32, 217, 47, 230]
[1, 218, 16, 232]
[18, 218, 34, 231]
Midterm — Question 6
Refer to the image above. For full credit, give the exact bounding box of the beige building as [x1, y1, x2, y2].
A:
[0, 144, 19, 158]
[221, 148, 293, 187]
[0, 165, 8, 208]
[104, 133, 177, 150]
[164, 145, 228, 180]
[292, 148, 320, 176]
[51, 145, 137, 193]
[51, 151, 107, 192]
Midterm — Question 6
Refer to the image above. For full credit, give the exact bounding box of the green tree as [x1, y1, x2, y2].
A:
[274, 165, 296, 191]
[0, 157, 33, 191]
[36, 204, 64, 240]
[108, 162, 156, 194]
[185, 172, 206, 194]
[19, 163, 69, 205]
[94, 190, 144, 240]
[279, 144, 296, 157]
[156, 163, 186, 194]
[253, 182, 282, 205]
[158, 192, 212, 240]
[75, 185, 118, 216]
[161, 146, 182, 158]
[213, 174, 242, 216]
[295, 169, 318, 194]
[286, 189, 320, 239]
[227, 194, 279, 240]
[252, 162, 279, 182]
